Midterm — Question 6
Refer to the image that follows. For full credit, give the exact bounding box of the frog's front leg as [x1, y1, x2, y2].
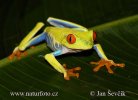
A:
[90, 44, 125, 74]
[44, 50, 81, 80]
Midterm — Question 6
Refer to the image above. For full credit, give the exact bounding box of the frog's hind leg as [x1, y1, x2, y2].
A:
[9, 22, 45, 60]
[23, 32, 47, 49]
[18, 22, 45, 51]
[9, 32, 47, 60]
[47, 17, 88, 31]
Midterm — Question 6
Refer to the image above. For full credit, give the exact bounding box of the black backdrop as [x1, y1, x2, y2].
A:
[0, 0, 138, 59]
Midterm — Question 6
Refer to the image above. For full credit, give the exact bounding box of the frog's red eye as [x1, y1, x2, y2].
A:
[93, 31, 97, 41]
[67, 34, 76, 44]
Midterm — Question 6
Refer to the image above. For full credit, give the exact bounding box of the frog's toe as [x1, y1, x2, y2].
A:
[90, 59, 105, 72]
[113, 63, 125, 68]
[93, 66, 101, 72]
[106, 65, 114, 74]
[63, 64, 81, 80]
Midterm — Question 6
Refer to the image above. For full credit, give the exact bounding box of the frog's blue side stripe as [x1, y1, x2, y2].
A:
[44, 32, 63, 51]
[93, 45, 103, 59]
[27, 32, 47, 47]
[27, 32, 62, 57]
[52, 50, 62, 56]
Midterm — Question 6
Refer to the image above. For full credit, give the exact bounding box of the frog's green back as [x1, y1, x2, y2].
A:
[44, 27, 94, 50]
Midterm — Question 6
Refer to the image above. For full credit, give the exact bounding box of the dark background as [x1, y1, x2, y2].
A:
[0, 0, 138, 59]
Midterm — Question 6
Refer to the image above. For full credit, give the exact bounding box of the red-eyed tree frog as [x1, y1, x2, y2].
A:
[9, 17, 125, 80]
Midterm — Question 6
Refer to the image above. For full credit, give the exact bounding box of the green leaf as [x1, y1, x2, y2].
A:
[0, 15, 138, 100]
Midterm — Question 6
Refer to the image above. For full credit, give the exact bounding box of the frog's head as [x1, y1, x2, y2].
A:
[62, 30, 97, 50]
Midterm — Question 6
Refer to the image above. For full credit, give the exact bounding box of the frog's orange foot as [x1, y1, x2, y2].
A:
[63, 64, 81, 80]
[8, 50, 27, 60]
[90, 59, 125, 74]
